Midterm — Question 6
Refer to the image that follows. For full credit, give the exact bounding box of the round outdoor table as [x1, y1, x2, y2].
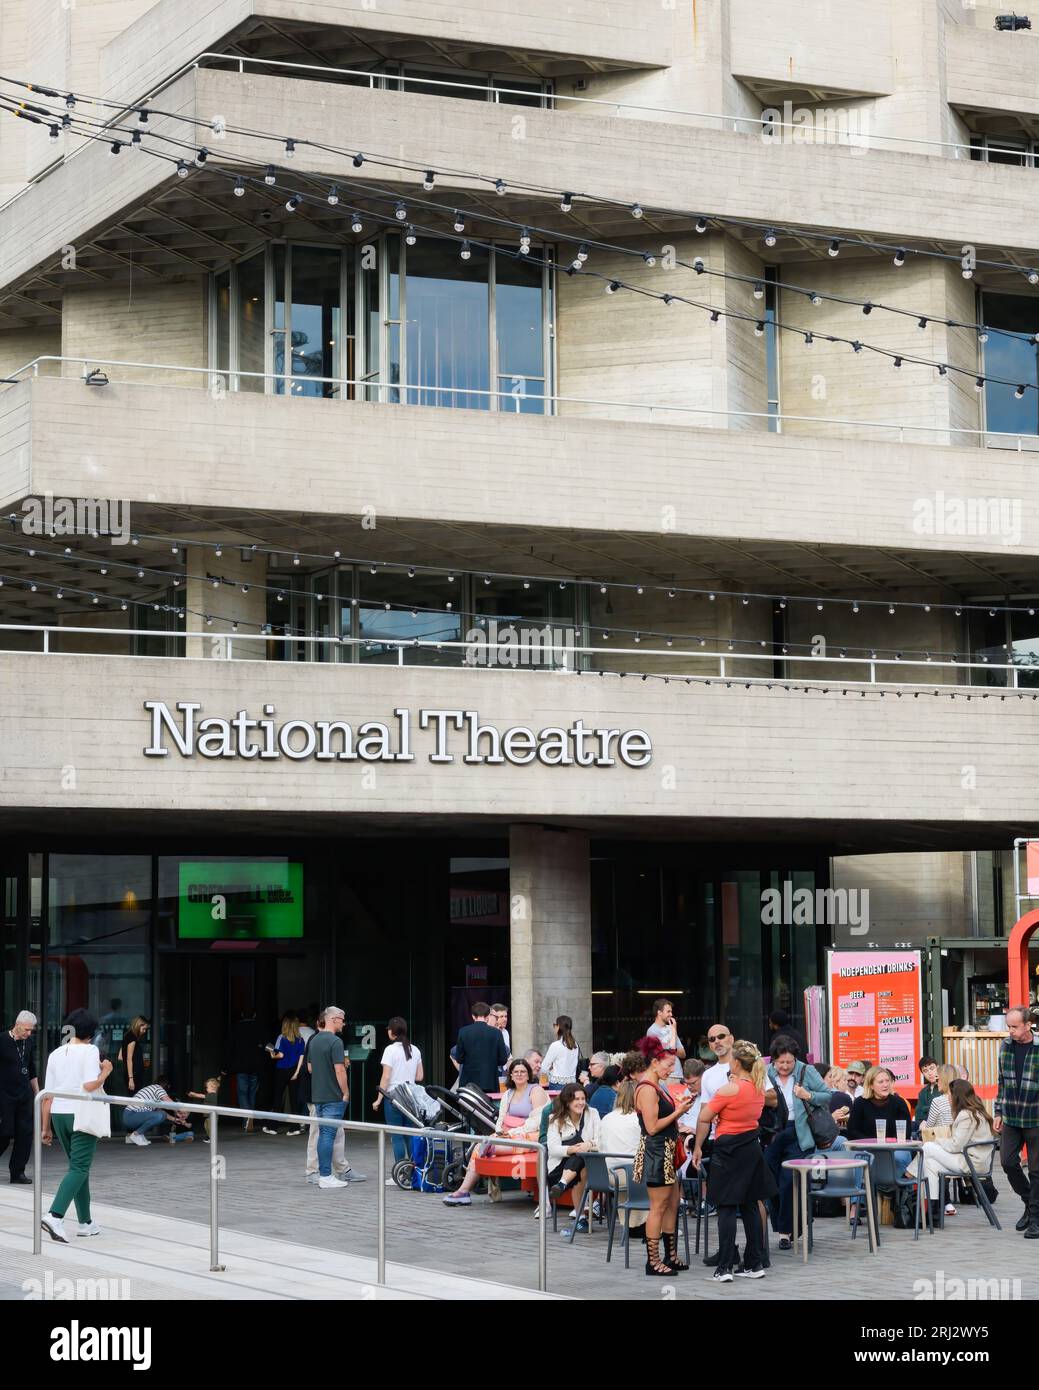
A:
[846, 1138, 930, 1239]
[782, 1155, 878, 1263]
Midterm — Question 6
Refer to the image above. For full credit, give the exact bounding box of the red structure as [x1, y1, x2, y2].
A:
[1008, 908, 1039, 1009]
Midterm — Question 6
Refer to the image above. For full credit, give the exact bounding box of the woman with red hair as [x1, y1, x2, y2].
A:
[633, 1034, 695, 1275]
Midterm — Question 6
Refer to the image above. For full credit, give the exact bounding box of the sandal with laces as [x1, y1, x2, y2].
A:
[663, 1232, 689, 1272]
[644, 1235, 676, 1277]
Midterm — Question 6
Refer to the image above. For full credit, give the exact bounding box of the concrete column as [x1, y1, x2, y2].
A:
[509, 825, 592, 1061]
[184, 545, 267, 659]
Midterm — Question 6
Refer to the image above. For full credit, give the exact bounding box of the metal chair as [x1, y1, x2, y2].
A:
[556, 1151, 626, 1235]
[937, 1139, 1001, 1231]
[606, 1162, 650, 1267]
[805, 1152, 876, 1251]
[865, 1146, 930, 1237]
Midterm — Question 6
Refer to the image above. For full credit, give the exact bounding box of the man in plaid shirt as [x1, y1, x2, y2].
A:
[994, 1006, 1039, 1238]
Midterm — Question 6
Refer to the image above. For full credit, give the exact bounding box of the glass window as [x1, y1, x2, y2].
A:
[402, 67, 489, 100]
[967, 609, 1009, 687]
[982, 293, 1039, 437]
[213, 268, 230, 375]
[273, 245, 288, 395]
[496, 252, 545, 413]
[236, 251, 266, 393]
[358, 570, 461, 665]
[491, 77, 548, 107]
[473, 576, 576, 668]
[266, 575, 309, 662]
[1009, 608, 1039, 688]
[404, 238, 490, 408]
[765, 267, 780, 431]
[44, 855, 151, 1057]
[286, 247, 342, 398]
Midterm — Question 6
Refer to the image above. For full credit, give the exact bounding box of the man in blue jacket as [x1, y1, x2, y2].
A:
[455, 1002, 509, 1094]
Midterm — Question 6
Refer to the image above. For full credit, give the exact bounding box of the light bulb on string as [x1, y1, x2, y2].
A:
[560, 192, 574, 213]
[828, 239, 840, 257]
[423, 170, 435, 191]
[350, 212, 363, 233]
[394, 201, 407, 221]
[264, 166, 276, 185]
[494, 178, 506, 196]
[453, 212, 466, 233]
[460, 240, 472, 261]
[893, 248, 906, 267]
[327, 185, 340, 205]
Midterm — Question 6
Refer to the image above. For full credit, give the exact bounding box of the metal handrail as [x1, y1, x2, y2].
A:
[3, 355, 1032, 447]
[160, 52, 1018, 161]
[33, 1089, 548, 1291]
[1, 624, 1033, 690]
[0, 46, 1026, 220]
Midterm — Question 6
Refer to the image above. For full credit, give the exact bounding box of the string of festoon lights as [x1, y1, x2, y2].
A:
[0, 533, 1001, 664]
[5, 523, 1037, 670]
[4, 77, 1039, 376]
[2, 120, 1034, 403]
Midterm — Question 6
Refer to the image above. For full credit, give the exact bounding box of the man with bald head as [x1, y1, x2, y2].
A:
[0, 1011, 38, 1183]
[994, 1006, 1039, 1238]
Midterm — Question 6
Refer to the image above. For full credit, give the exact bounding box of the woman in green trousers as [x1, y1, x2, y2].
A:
[40, 1008, 112, 1243]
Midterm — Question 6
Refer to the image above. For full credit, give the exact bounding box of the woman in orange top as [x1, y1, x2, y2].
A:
[692, 1039, 777, 1283]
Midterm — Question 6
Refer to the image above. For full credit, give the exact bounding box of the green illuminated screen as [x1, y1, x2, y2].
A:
[178, 861, 304, 939]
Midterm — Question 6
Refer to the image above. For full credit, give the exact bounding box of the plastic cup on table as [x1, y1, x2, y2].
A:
[875, 1120, 887, 1142]
[895, 1120, 907, 1143]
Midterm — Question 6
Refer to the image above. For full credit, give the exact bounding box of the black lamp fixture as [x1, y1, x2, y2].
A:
[995, 13, 1031, 30]
[84, 368, 109, 387]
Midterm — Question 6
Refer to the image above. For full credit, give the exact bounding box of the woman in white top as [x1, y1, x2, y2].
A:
[598, 1079, 647, 1233]
[546, 1082, 601, 1234]
[540, 1015, 580, 1089]
[371, 1016, 423, 1172]
[921, 1080, 994, 1217]
[40, 1008, 112, 1244]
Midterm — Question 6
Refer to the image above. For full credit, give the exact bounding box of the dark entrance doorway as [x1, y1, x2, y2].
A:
[158, 950, 325, 1113]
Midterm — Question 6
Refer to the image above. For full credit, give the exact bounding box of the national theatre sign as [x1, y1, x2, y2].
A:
[143, 701, 653, 768]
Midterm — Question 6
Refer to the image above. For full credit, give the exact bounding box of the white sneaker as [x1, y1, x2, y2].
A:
[77, 1222, 101, 1237]
[126, 1132, 150, 1147]
[41, 1213, 68, 1244]
[318, 1175, 348, 1189]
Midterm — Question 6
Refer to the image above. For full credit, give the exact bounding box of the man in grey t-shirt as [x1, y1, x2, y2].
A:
[647, 999, 685, 1081]
[306, 1008, 366, 1188]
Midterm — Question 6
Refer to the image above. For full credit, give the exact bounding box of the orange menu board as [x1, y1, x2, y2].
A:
[827, 950, 923, 1099]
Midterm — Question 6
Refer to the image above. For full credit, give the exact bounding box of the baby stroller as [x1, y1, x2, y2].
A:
[380, 1082, 466, 1193]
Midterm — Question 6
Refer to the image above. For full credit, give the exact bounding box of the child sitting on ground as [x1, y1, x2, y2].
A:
[185, 1076, 221, 1142]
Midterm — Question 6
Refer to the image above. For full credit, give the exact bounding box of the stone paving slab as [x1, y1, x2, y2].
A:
[14, 1128, 1038, 1301]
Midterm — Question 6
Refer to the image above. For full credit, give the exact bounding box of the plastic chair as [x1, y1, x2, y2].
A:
[606, 1162, 650, 1267]
[865, 1146, 930, 1238]
[559, 1151, 627, 1236]
[805, 1152, 876, 1251]
[937, 1139, 1001, 1231]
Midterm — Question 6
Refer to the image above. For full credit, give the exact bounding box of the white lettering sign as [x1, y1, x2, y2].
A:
[143, 703, 652, 769]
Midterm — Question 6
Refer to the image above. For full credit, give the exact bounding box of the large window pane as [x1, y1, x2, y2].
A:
[45, 855, 151, 1058]
[1010, 609, 1039, 688]
[983, 293, 1039, 436]
[358, 570, 461, 665]
[496, 251, 544, 413]
[213, 268, 230, 375]
[405, 238, 490, 408]
[287, 247, 342, 399]
[237, 252, 266, 393]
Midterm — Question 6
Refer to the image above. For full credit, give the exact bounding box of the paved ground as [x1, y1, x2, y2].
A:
[5, 1127, 1034, 1300]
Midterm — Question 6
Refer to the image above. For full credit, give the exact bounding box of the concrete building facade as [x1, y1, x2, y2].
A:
[0, 0, 1036, 1087]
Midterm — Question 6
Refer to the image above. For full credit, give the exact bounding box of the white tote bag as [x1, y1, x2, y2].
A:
[74, 1087, 112, 1139]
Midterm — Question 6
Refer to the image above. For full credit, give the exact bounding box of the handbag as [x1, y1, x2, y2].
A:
[799, 1066, 839, 1149]
[74, 1087, 112, 1139]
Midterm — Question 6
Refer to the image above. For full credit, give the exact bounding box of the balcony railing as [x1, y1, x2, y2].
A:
[1, 625, 1033, 693]
[4, 356, 1033, 449]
